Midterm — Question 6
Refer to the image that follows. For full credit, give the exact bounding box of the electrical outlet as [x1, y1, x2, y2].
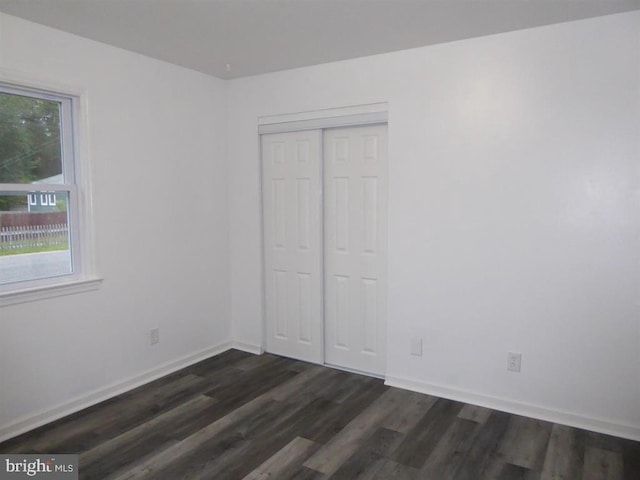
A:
[411, 337, 422, 356]
[507, 352, 521, 372]
[150, 328, 160, 345]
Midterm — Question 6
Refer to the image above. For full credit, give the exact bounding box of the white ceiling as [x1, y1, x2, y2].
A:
[0, 0, 638, 79]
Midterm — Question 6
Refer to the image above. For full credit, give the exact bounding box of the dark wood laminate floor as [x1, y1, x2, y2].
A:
[1, 350, 639, 479]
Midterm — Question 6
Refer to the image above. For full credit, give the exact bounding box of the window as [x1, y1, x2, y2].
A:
[0, 82, 99, 303]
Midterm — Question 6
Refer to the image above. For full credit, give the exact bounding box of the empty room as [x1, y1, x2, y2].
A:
[0, 1, 638, 478]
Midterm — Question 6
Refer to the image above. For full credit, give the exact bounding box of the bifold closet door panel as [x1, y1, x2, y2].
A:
[324, 125, 388, 376]
[262, 130, 323, 364]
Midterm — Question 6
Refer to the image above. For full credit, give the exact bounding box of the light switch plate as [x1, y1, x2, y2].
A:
[411, 337, 422, 356]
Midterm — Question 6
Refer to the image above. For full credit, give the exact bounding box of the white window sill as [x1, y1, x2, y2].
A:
[0, 277, 103, 307]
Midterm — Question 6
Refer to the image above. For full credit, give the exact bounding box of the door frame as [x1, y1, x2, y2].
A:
[258, 103, 389, 373]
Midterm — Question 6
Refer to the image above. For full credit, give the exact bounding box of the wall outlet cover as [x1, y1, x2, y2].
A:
[507, 352, 521, 372]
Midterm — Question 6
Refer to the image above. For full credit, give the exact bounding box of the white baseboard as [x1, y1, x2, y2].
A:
[230, 341, 263, 355]
[385, 375, 640, 442]
[0, 341, 234, 444]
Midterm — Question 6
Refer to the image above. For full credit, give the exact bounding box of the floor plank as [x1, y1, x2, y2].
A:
[390, 397, 465, 468]
[382, 390, 437, 434]
[450, 409, 512, 480]
[540, 424, 585, 480]
[497, 416, 553, 470]
[301, 377, 388, 444]
[303, 388, 406, 475]
[582, 446, 624, 480]
[497, 462, 540, 480]
[242, 436, 321, 480]
[458, 404, 493, 424]
[369, 458, 421, 480]
[78, 395, 216, 480]
[1, 349, 639, 480]
[421, 416, 479, 479]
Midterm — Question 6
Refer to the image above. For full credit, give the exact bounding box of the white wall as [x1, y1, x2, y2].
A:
[0, 14, 230, 439]
[227, 12, 640, 439]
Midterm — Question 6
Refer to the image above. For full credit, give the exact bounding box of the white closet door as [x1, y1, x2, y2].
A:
[262, 130, 323, 363]
[324, 125, 388, 376]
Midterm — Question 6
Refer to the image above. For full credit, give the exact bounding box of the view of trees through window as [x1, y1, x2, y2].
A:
[0, 89, 72, 284]
[0, 92, 63, 179]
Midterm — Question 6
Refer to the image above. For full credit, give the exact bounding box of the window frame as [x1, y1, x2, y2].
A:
[0, 78, 101, 306]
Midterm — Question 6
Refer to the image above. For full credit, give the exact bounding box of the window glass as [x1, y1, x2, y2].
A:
[0, 91, 64, 184]
[0, 191, 72, 285]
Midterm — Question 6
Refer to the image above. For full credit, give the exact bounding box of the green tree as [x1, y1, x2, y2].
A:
[0, 92, 62, 211]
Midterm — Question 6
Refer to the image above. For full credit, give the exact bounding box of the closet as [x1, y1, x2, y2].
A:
[262, 124, 387, 376]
